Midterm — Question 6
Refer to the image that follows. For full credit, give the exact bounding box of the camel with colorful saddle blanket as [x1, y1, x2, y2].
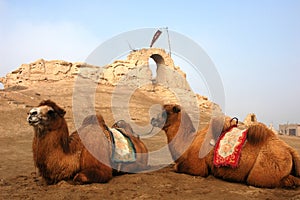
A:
[151, 104, 300, 188]
[27, 100, 148, 184]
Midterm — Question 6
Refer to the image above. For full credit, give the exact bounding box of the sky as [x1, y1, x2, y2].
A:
[0, 0, 299, 128]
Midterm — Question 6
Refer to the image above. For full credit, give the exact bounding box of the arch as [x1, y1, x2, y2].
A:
[150, 54, 165, 66]
[126, 48, 175, 69]
[148, 57, 157, 82]
[148, 54, 166, 85]
[125, 48, 181, 87]
[0, 83, 3, 90]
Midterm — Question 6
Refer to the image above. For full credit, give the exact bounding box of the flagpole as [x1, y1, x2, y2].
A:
[165, 27, 171, 57]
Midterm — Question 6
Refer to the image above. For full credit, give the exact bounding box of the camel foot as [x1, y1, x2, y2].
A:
[73, 173, 89, 184]
[73, 168, 112, 184]
[280, 175, 300, 188]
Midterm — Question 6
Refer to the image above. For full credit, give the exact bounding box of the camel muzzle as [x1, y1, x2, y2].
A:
[151, 111, 167, 128]
[27, 108, 42, 126]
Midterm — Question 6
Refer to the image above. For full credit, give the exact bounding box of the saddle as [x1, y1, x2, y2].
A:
[213, 118, 248, 168]
[108, 128, 136, 163]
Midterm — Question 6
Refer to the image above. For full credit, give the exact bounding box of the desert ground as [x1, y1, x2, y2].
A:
[1, 80, 300, 200]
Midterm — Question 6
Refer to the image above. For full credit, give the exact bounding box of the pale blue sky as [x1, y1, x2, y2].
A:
[0, 0, 299, 128]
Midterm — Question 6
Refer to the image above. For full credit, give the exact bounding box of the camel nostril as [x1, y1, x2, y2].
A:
[31, 111, 38, 116]
[27, 116, 33, 123]
[151, 118, 158, 126]
[150, 118, 155, 123]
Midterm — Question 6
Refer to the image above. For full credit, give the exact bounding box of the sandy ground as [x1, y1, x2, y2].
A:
[1, 81, 300, 200]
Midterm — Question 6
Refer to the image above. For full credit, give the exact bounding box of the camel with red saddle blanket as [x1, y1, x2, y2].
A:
[27, 100, 148, 184]
[151, 104, 300, 188]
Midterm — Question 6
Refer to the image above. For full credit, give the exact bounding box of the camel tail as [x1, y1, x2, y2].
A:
[246, 123, 274, 145]
[290, 148, 300, 177]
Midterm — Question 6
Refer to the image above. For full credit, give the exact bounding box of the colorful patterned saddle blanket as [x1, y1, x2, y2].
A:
[214, 127, 248, 168]
[109, 128, 136, 163]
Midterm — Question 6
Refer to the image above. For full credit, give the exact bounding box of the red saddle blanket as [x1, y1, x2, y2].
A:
[214, 127, 248, 168]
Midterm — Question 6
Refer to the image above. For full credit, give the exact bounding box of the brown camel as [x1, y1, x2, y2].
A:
[151, 104, 300, 188]
[27, 100, 148, 184]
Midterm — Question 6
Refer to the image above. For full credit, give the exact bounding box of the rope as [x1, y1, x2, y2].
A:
[114, 120, 155, 137]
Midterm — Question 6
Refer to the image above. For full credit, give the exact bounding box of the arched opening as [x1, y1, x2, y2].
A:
[150, 54, 165, 65]
[148, 58, 157, 83]
[148, 54, 165, 85]
[0, 83, 4, 90]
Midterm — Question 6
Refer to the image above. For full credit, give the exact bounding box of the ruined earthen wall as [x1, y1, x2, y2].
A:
[0, 48, 188, 90]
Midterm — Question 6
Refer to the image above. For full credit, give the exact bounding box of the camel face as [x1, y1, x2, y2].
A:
[27, 105, 56, 127]
[151, 109, 167, 128]
[151, 104, 180, 129]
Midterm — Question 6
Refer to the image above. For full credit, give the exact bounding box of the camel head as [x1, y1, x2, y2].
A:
[27, 100, 66, 130]
[151, 104, 196, 161]
[151, 104, 183, 130]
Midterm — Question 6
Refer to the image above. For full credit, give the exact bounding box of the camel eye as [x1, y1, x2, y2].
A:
[47, 109, 55, 117]
[172, 106, 181, 113]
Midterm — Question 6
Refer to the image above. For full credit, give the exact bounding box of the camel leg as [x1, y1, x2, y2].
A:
[173, 147, 211, 177]
[280, 175, 300, 188]
[73, 166, 113, 184]
[175, 159, 209, 177]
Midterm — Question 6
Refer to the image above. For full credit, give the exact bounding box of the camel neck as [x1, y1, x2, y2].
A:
[33, 119, 70, 152]
[165, 123, 195, 161]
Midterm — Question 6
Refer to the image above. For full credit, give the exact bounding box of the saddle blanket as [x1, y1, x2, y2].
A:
[214, 127, 247, 168]
[109, 128, 136, 163]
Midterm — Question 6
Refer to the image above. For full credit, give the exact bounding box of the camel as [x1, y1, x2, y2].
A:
[151, 104, 300, 188]
[27, 100, 148, 184]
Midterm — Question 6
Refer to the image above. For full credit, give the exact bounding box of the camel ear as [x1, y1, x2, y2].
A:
[50, 104, 66, 117]
[57, 109, 66, 117]
[39, 100, 66, 117]
[47, 108, 65, 119]
[173, 105, 181, 113]
[52, 105, 66, 117]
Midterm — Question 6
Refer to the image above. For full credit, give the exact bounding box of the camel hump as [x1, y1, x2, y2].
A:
[112, 120, 138, 138]
[209, 116, 236, 139]
[246, 123, 274, 145]
[81, 115, 105, 126]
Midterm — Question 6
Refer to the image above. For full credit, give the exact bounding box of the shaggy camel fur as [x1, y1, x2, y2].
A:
[27, 100, 148, 184]
[151, 104, 300, 188]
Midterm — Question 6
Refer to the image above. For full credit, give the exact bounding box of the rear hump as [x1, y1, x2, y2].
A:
[247, 123, 274, 145]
